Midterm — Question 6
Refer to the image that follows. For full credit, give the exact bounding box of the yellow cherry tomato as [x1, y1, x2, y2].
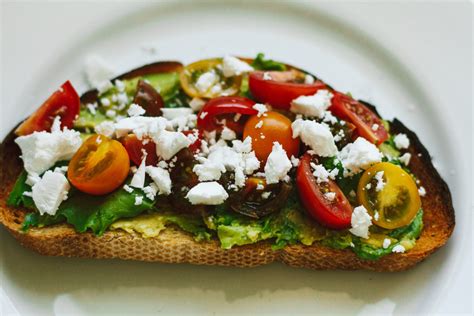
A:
[180, 58, 242, 98]
[357, 162, 421, 229]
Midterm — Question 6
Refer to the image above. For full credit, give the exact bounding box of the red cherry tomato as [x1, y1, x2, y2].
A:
[197, 96, 257, 132]
[296, 153, 352, 229]
[182, 129, 202, 153]
[15, 81, 80, 136]
[329, 92, 389, 145]
[121, 134, 159, 166]
[248, 71, 327, 110]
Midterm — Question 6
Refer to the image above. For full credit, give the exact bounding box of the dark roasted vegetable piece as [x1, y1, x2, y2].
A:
[228, 178, 292, 219]
[133, 79, 164, 116]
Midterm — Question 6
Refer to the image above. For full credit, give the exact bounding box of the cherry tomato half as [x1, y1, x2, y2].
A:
[197, 96, 257, 132]
[243, 111, 300, 162]
[296, 153, 352, 229]
[248, 70, 327, 110]
[329, 92, 389, 145]
[357, 162, 420, 229]
[16, 81, 80, 136]
[68, 134, 130, 195]
[180, 58, 242, 98]
[122, 134, 159, 166]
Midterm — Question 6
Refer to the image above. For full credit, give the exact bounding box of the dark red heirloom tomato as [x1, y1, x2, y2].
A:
[296, 153, 352, 229]
[248, 70, 327, 110]
[197, 96, 257, 133]
[121, 134, 159, 166]
[16, 81, 80, 135]
[329, 92, 389, 144]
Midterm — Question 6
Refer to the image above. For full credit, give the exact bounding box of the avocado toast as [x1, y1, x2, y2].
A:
[0, 54, 455, 271]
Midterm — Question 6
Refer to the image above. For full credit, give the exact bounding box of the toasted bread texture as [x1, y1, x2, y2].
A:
[0, 117, 455, 272]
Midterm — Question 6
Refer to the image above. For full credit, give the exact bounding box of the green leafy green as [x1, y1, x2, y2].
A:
[251, 53, 287, 71]
[7, 171, 35, 209]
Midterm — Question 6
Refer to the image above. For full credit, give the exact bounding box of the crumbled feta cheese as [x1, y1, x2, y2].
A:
[186, 182, 229, 205]
[392, 245, 406, 253]
[255, 120, 263, 129]
[338, 137, 383, 177]
[100, 97, 111, 106]
[222, 56, 253, 77]
[95, 121, 115, 138]
[399, 153, 411, 165]
[23, 191, 33, 197]
[371, 123, 379, 131]
[134, 195, 144, 205]
[86, 103, 98, 115]
[195, 71, 219, 93]
[53, 166, 68, 175]
[292, 119, 338, 157]
[127, 103, 146, 117]
[394, 133, 410, 149]
[232, 136, 252, 153]
[263, 72, 272, 80]
[130, 157, 146, 189]
[26, 173, 41, 186]
[349, 205, 372, 239]
[114, 116, 167, 138]
[123, 184, 133, 193]
[161, 108, 194, 120]
[106, 109, 116, 118]
[290, 90, 333, 118]
[290, 155, 300, 167]
[261, 191, 271, 199]
[15, 126, 82, 175]
[374, 171, 385, 192]
[365, 183, 372, 190]
[84, 55, 115, 92]
[31, 170, 70, 215]
[374, 210, 380, 221]
[145, 166, 172, 195]
[220, 126, 236, 140]
[193, 157, 226, 181]
[189, 97, 206, 112]
[382, 238, 391, 249]
[114, 79, 125, 92]
[256, 183, 264, 190]
[311, 163, 330, 183]
[418, 186, 426, 197]
[264, 142, 292, 184]
[324, 192, 336, 201]
[304, 74, 315, 84]
[322, 111, 338, 125]
[142, 183, 158, 200]
[349, 190, 356, 198]
[153, 130, 192, 160]
[253, 103, 268, 117]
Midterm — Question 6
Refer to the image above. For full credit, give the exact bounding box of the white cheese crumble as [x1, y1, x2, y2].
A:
[338, 137, 383, 177]
[15, 123, 82, 176]
[189, 97, 206, 112]
[123, 184, 134, 193]
[290, 90, 333, 118]
[394, 133, 410, 149]
[374, 171, 385, 192]
[324, 192, 336, 201]
[418, 186, 426, 197]
[252, 103, 268, 117]
[399, 152, 412, 165]
[292, 119, 338, 157]
[106, 109, 116, 118]
[371, 123, 379, 131]
[193, 157, 226, 181]
[374, 210, 380, 221]
[382, 238, 391, 249]
[31, 170, 70, 216]
[134, 195, 143, 206]
[264, 142, 292, 184]
[161, 107, 194, 120]
[255, 120, 263, 129]
[263, 72, 272, 80]
[142, 183, 158, 200]
[145, 166, 172, 195]
[392, 245, 406, 253]
[130, 157, 146, 189]
[261, 191, 271, 199]
[222, 56, 253, 77]
[127, 103, 146, 117]
[220, 126, 236, 140]
[349, 205, 372, 239]
[195, 71, 219, 93]
[186, 182, 229, 205]
[290, 155, 300, 167]
[304, 74, 315, 84]
[153, 130, 192, 160]
[95, 121, 116, 138]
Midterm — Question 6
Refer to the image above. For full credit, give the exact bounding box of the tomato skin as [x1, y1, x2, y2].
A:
[182, 130, 202, 153]
[243, 111, 300, 162]
[133, 79, 164, 116]
[329, 92, 389, 144]
[357, 162, 420, 229]
[197, 96, 257, 132]
[16, 81, 80, 136]
[68, 134, 130, 195]
[248, 71, 327, 110]
[296, 154, 352, 229]
[122, 134, 159, 166]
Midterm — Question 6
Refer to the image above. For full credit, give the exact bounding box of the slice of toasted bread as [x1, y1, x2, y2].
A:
[0, 117, 455, 272]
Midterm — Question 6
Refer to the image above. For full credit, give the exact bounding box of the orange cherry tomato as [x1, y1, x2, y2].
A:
[243, 111, 300, 162]
[68, 134, 130, 195]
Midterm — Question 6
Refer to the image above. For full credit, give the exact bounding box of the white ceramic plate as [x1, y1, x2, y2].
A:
[1, 1, 472, 315]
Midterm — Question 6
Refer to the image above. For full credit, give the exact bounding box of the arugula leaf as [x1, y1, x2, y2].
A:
[7, 171, 35, 209]
[251, 53, 287, 71]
